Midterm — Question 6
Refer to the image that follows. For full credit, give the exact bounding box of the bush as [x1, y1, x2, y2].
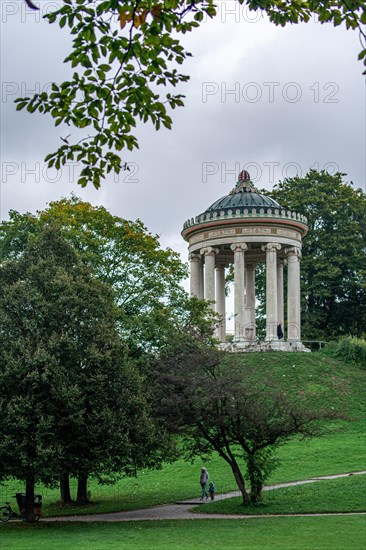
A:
[332, 337, 366, 368]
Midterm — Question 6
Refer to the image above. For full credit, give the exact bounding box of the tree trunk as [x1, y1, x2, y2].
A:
[247, 454, 264, 504]
[24, 476, 36, 523]
[60, 473, 73, 504]
[230, 461, 250, 506]
[357, 316, 363, 338]
[76, 475, 89, 504]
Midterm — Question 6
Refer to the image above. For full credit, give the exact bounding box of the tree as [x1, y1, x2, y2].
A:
[0, 226, 162, 518]
[0, 196, 187, 355]
[267, 170, 366, 339]
[15, 1, 365, 187]
[151, 335, 336, 505]
[0, 199, 201, 504]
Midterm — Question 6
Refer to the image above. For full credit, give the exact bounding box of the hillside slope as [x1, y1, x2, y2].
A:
[0, 352, 364, 515]
[236, 351, 366, 483]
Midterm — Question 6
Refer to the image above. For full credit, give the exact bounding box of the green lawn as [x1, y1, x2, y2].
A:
[0, 352, 365, 550]
[1, 352, 364, 518]
[197, 473, 366, 514]
[1, 421, 364, 518]
[1, 517, 366, 550]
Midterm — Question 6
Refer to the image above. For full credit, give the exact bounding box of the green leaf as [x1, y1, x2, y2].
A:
[12, 0, 365, 189]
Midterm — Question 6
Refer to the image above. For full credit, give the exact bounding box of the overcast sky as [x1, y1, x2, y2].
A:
[1, 0, 365, 268]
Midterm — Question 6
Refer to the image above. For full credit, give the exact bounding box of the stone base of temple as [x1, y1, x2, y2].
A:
[225, 340, 311, 352]
[281, 340, 311, 352]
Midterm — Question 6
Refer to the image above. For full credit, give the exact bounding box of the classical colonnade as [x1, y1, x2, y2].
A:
[189, 243, 302, 344]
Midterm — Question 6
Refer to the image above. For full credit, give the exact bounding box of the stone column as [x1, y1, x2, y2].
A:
[215, 264, 226, 342]
[189, 253, 202, 298]
[277, 259, 285, 335]
[244, 263, 256, 341]
[201, 247, 218, 307]
[230, 243, 248, 341]
[286, 247, 301, 341]
[262, 243, 281, 340]
[198, 259, 204, 299]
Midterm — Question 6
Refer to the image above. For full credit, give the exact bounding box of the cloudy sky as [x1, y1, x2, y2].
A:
[1, 0, 365, 268]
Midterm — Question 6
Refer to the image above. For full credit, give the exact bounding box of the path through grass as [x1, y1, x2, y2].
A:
[197, 473, 366, 515]
[0, 352, 364, 517]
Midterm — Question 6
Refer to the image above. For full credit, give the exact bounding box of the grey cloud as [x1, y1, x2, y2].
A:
[1, 12, 364, 238]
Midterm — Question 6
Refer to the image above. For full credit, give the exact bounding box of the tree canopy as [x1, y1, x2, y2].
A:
[269, 170, 366, 339]
[151, 333, 336, 505]
[15, 0, 366, 187]
[0, 196, 188, 355]
[0, 226, 165, 518]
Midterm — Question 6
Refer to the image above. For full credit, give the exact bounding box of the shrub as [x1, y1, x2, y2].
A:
[334, 337, 366, 368]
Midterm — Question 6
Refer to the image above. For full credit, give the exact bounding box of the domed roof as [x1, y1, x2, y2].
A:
[205, 172, 282, 214]
[182, 168, 308, 239]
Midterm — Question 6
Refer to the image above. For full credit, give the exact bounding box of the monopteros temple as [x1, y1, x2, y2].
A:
[182, 170, 309, 351]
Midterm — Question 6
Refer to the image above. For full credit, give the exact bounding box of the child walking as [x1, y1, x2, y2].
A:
[208, 481, 215, 500]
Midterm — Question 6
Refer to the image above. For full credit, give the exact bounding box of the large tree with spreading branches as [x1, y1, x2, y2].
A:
[0, 226, 164, 519]
[151, 334, 337, 505]
[0, 196, 188, 355]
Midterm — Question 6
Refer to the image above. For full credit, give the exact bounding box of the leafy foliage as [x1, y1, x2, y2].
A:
[151, 335, 336, 505]
[15, 0, 365, 187]
[15, 0, 216, 188]
[0, 197, 188, 355]
[326, 336, 366, 367]
[268, 171, 366, 340]
[0, 226, 164, 516]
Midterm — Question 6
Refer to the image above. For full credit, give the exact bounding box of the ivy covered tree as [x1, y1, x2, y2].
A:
[268, 170, 366, 339]
[0, 226, 164, 519]
[15, 0, 365, 187]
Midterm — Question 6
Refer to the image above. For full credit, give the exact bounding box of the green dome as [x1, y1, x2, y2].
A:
[205, 174, 282, 215]
[205, 189, 281, 213]
[182, 170, 308, 236]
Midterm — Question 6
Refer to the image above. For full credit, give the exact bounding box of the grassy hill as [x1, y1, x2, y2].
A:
[0, 351, 365, 517]
[233, 350, 365, 483]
